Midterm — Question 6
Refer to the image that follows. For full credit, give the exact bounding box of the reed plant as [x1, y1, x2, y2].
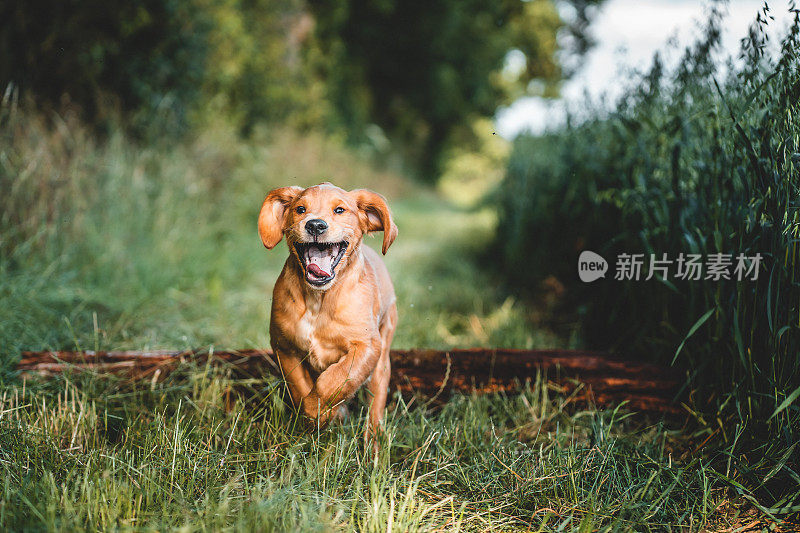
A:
[494, 4, 800, 513]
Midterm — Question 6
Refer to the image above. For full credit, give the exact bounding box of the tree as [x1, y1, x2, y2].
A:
[0, 0, 209, 132]
[196, 0, 329, 133]
[309, 0, 603, 178]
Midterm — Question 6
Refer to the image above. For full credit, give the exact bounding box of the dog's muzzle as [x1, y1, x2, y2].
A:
[294, 241, 348, 285]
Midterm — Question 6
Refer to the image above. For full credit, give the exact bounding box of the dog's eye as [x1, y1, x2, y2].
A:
[333, 207, 345, 214]
[295, 206, 306, 214]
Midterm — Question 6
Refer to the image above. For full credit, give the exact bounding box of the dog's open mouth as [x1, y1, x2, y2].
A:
[294, 241, 348, 285]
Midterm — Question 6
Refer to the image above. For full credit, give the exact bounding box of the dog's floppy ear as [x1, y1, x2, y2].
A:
[258, 186, 303, 249]
[350, 189, 398, 254]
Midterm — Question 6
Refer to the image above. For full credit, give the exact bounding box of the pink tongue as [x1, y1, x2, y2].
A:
[307, 264, 330, 278]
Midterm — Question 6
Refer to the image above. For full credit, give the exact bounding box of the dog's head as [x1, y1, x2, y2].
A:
[258, 183, 398, 289]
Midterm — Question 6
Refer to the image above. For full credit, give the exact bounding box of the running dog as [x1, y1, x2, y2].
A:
[258, 183, 398, 441]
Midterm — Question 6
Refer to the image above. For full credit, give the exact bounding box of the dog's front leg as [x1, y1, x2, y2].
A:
[302, 341, 379, 427]
[275, 349, 314, 411]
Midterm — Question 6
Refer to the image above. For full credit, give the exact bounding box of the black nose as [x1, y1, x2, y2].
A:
[305, 218, 328, 236]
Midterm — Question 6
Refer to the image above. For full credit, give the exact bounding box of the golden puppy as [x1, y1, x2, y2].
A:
[258, 183, 398, 441]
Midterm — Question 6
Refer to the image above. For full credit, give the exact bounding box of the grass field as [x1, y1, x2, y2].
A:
[0, 109, 777, 530]
[0, 110, 555, 360]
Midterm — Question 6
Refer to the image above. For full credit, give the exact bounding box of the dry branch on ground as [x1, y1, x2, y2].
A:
[17, 348, 681, 415]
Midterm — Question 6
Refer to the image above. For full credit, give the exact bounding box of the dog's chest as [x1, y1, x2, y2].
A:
[294, 295, 340, 371]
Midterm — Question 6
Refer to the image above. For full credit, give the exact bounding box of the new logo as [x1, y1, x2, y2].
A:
[578, 251, 608, 282]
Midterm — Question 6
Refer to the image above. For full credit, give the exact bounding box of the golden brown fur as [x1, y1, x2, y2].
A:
[258, 183, 398, 442]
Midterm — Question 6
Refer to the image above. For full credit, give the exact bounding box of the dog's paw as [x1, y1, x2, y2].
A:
[301, 400, 348, 431]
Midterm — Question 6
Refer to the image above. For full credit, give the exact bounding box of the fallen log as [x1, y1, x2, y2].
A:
[16, 348, 683, 415]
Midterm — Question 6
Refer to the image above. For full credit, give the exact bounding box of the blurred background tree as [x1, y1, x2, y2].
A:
[310, 0, 603, 178]
[0, 0, 210, 135]
[195, 0, 331, 133]
[0, 0, 602, 175]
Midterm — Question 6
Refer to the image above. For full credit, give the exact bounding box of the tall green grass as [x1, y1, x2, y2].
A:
[0, 103, 782, 530]
[493, 5, 800, 512]
[0, 365, 745, 531]
[0, 98, 604, 529]
[0, 99, 554, 377]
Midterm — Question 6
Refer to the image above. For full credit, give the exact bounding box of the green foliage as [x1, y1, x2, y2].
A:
[492, 5, 800, 509]
[0, 0, 330, 137]
[0, 102, 552, 378]
[0, 0, 209, 133]
[309, 0, 601, 177]
[195, 0, 330, 133]
[1, 0, 599, 172]
[437, 118, 511, 208]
